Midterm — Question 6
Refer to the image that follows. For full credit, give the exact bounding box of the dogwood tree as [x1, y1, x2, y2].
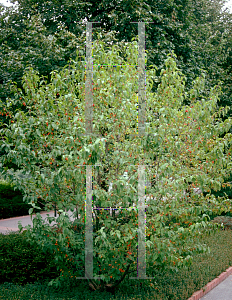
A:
[0, 35, 232, 292]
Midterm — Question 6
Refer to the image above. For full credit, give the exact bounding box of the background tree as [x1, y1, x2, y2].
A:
[1, 0, 231, 115]
[184, 0, 232, 116]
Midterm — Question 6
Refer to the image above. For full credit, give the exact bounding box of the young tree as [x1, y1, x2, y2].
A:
[0, 37, 232, 292]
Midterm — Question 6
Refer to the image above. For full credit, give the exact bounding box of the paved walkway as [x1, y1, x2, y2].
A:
[0, 210, 78, 235]
[199, 274, 232, 299]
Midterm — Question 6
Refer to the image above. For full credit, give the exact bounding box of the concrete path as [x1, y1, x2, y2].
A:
[0, 209, 79, 235]
[188, 268, 232, 300]
[199, 275, 232, 300]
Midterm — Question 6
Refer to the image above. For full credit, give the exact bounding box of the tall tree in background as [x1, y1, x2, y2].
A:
[184, 0, 232, 118]
[1, 0, 231, 110]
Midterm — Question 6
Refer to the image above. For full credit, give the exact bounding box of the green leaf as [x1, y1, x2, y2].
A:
[29, 208, 34, 215]
[115, 230, 121, 239]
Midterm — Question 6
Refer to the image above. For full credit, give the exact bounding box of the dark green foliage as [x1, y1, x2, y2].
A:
[0, 180, 46, 219]
[0, 179, 17, 197]
[0, 231, 60, 286]
[202, 171, 232, 217]
[210, 184, 232, 202]
[0, 194, 31, 219]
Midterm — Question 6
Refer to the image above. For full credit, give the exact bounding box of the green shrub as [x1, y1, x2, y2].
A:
[0, 195, 31, 219]
[0, 231, 60, 286]
[0, 179, 19, 198]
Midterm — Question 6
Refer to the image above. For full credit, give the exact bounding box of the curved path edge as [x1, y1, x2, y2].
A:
[187, 266, 232, 300]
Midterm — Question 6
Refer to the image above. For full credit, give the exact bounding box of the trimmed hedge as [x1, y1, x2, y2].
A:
[0, 230, 60, 286]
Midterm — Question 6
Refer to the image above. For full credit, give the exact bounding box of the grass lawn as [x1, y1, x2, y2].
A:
[0, 224, 232, 300]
